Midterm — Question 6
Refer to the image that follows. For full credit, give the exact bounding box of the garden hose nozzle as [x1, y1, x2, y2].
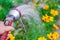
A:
[0, 8, 21, 40]
[4, 8, 21, 26]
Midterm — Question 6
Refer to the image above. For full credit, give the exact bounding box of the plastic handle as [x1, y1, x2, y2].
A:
[0, 32, 9, 40]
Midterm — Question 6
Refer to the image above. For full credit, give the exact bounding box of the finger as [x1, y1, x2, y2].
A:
[0, 27, 5, 34]
[5, 27, 14, 31]
[0, 30, 5, 34]
[0, 21, 4, 26]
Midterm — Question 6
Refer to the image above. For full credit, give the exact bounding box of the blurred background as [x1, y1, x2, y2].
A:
[0, 0, 60, 21]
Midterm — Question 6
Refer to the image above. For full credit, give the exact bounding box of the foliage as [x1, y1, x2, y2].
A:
[36, 0, 59, 40]
[0, 0, 23, 20]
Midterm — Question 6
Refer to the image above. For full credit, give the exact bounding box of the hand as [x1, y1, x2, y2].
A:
[0, 21, 14, 35]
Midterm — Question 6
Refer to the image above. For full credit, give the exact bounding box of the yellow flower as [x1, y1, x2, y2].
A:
[33, 4, 37, 7]
[53, 24, 59, 30]
[42, 14, 49, 22]
[7, 34, 15, 40]
[53, 32, 59, 40]
[38, 37, 46, 40]
[50, 10, 58, 16]
[43, 5, 49, 10]
[42, 14, 53, 22]
[47, 33, 53, 40]
[47, 32, 59, 40]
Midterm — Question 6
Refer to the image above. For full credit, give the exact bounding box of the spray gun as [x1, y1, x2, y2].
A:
[4, 8, 21, 26]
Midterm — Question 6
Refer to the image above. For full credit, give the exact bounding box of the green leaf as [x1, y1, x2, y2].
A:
[16, 0, 23, 3]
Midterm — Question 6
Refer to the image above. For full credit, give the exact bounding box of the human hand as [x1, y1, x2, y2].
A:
[0, 21, 14, 35]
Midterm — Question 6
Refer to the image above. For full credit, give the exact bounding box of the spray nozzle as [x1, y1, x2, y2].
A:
[4, 17, 14, 26]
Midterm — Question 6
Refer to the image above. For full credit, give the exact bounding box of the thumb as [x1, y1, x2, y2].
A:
[5, 27, 14, 31]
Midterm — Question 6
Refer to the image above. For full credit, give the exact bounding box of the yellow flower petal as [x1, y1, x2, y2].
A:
[34, 4, 37, 8]
[49, 17, 53, 21]
[50, 10, 55, 14]
[55, 10, 58, 16]
[8, 34, 15, 40]
[53, 24, 59, 30]
[53, 32, 59, 39]
[38, 37, 46, 40]
[47, 33, 53, 40]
